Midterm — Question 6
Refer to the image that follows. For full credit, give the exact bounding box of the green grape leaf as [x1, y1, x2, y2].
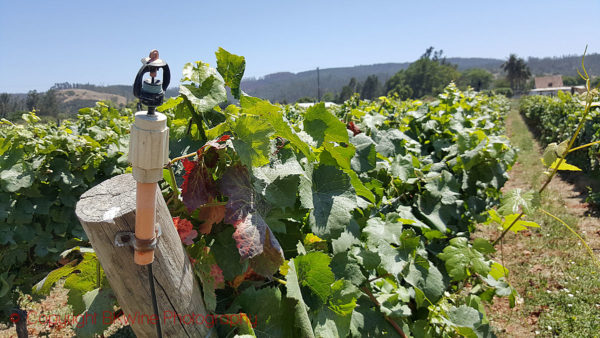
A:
[63, 252, 109, 315]
[375, 244, 410, 277]
[447, 306, 481, 336]
[542, 141, 569, 167]
[404, 262, 445, 303]
[314, 280, 361, 338]
[502, 214, 540, 234]
[264, 174, 300, 209]
[416, 193, 460, 232]
[447, 305, 492, 338]
[157, 96, 183, 112]
[313, 306, 352, 338]
[549, 159, 582, 171]
[472, 238, 495, 254]
[33, 261, 79, 295]
[377, 293, 412, 319]
[331, 232, 360, 255]
[498, 188, 541, 216]
[542, 142, 559, 167]
[438, 237, 490, 281]
[424, 170, 460, 205]
[0, 162, 34, 192]
[215, 47, 246, 99]
[74, 288, 117, 337]
[302, 165, 358, 239]
[363, 217, 404, 247]
[252, 157, 304, 210]
[350, 134, 376, 173]
[240, 95, 313, 160]
[231, 115, 275, 168]
[323, 141, 356, 170]
[489, 262, 509, 280]
[295, 252, 335, 305]
[231, 286, 294, 337]
[329, 279, 359, 316]
[162, 168, 179, 194]
[188, 242, 224, 312]
[330, 253, 366, 286]
[205, 121, 230, 140]
[343, 169, 375, 204]
[349, 297, 392, 337]
[285, 260, 316, 338]
[180, 61, 227, 112]
[350, 246, 381, 271]
[390, 154, 416, 182]
[303, 103, 348, 148]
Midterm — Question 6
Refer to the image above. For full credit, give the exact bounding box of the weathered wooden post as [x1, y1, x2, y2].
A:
[76, 174, 210, 337]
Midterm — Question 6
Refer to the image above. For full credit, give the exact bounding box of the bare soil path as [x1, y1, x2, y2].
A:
[478, 101, 600, 337]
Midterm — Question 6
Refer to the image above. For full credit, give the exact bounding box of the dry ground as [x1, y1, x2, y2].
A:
[478, 102, 600, 337]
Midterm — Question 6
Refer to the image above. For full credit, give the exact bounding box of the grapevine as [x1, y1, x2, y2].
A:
[158, 48, 518, 337]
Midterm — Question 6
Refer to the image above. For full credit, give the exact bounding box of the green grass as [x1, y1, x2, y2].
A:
[488, 101, 600, 337]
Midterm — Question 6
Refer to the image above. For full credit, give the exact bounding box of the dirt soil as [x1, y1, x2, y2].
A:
[478, 107, 600, 337]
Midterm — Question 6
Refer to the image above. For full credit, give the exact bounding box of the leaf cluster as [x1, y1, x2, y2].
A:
[0, 103, 132, 318]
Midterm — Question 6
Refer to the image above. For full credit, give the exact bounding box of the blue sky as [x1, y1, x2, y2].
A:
[1, 0, 598, 92]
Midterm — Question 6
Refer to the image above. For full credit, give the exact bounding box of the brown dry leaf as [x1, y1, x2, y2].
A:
[197, 204, 225, 234]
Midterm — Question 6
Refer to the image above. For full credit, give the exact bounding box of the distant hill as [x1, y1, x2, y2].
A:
[527, 54, 600, 77]
[241, 54, 600, 103]
[55, 89, 128, 114]
[241, 63, 410, 103]
[50, 83, 180, 102]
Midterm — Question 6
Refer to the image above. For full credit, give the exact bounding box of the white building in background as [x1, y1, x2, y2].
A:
[296, 102, 338, 108]
[529, 75, 585, 96]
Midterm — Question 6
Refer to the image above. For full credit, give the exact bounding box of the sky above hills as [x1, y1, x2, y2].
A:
[1, 0, 599, 93]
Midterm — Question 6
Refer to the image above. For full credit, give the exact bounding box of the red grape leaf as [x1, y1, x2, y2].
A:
[249, 228, 285, 276]
[219, 164, 254, 224]
[233, 213, 284, 275]
[219, 164, 284, 275]
[173, 217, 198, 245]
[347, 121, 361, 136]
[181, 158, 217, 212]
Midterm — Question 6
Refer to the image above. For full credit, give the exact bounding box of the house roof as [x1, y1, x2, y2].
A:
[535, 75, 563, 89]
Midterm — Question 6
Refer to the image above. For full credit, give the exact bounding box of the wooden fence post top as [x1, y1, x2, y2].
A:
[76, 174, 137, 224]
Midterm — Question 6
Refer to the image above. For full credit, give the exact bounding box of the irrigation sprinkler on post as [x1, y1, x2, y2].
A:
[130, 49, 171, 265]
[129, 50, 171, 337]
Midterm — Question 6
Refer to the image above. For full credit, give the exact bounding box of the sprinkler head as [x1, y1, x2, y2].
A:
[133, 49, 171, 114]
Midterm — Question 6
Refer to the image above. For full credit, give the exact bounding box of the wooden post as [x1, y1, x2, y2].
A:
[76, 174, 211, 337]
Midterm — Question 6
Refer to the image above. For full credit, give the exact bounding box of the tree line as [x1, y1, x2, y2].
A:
[329, 48, 534, 103]
[0, 90, 60, 119]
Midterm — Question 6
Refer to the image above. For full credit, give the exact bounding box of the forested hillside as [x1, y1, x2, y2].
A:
[241, 54, 600, 102]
